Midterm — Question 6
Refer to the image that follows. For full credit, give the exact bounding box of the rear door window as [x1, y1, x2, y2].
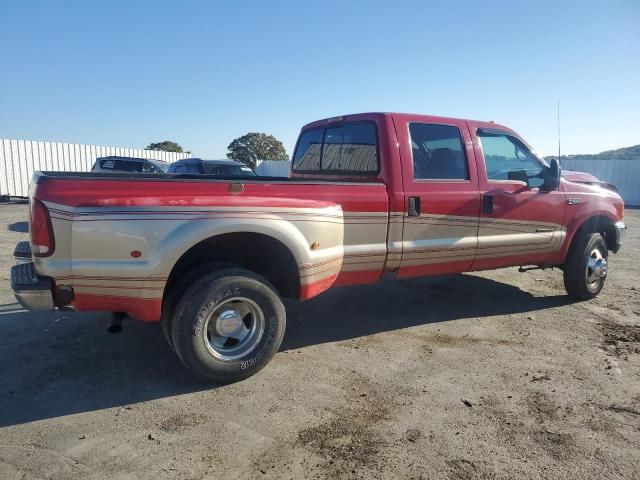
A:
[409, 123, 469, 180]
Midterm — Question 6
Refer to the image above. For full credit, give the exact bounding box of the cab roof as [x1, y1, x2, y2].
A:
[301, 112, 510, 133]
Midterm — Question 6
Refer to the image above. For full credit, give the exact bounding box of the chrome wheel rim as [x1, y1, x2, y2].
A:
[203, 297, 265, 361]
[586, 247, 608, 287]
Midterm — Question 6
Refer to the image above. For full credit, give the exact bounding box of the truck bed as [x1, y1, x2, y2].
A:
[36, 171, 382, 186]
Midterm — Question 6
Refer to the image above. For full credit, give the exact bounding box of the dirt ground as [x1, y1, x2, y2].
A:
[0, 203, 638, 480]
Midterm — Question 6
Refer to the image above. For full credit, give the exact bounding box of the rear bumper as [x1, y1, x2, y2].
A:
[612, 221, 626, 253]
[11, 261, 55, 311]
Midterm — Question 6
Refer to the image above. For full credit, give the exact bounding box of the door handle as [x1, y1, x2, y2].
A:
[408, 196, 421, 216]
[482, 195, 493, 214]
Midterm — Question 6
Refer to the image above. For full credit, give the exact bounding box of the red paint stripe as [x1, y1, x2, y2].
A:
[397, 260, 474, 278]
[334, 269, 382, 286]
[299, 258, 342, 270]
[72, 293, 161, 323]
[74, 284, 164, 290]
[70, 209, 344, 217]
[299, 274, 339, 300]
[68, 216, 346, 224]
[343, 251, 387, 258]
[300, 264, 343, 279]
[56, 275, 167, 281]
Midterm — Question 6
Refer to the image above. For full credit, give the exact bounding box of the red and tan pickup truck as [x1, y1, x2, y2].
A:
[11, 112, 626, 382]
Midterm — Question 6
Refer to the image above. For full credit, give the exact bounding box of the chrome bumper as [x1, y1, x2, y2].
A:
[11, 261, 55, 311]
[613, 221, 626, 253]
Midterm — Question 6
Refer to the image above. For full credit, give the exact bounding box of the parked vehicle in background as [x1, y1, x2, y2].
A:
[168, 158, 255, 176]
[92, 156, 169, 174]
[12, 112, 626, 384]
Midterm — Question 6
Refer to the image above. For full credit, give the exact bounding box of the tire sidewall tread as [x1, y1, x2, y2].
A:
[171, 268, 285, 383]
[161, 262, 235, 351]
[563, 232, 608, 300]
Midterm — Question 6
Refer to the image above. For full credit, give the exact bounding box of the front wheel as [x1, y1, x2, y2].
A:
[171, 268, 286, 383]
[563, 232, 609, 300]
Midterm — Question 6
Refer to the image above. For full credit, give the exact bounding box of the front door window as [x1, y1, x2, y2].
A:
[478, 132, 545, 188]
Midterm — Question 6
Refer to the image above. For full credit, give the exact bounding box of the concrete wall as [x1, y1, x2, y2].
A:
[0, 138, 191, 197]
[255, 159, 291, 177]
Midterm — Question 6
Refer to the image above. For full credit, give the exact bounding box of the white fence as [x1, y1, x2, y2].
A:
[0, 139, 191, 197]
[255, 159, 291, 177]
[562, 158, 640, 206]
[6, 140, 633, 206]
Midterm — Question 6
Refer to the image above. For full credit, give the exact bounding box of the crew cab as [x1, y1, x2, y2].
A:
[11, 112, 626, 383]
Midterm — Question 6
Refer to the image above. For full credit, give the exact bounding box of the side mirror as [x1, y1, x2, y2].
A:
[544, 158, 561, 191]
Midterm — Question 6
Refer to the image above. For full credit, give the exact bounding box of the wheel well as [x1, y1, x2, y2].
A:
[165, 233, 300, 303]
[573, 215, 617, 251]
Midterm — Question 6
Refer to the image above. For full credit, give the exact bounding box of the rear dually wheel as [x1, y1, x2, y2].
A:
[170, 268, 286, 383]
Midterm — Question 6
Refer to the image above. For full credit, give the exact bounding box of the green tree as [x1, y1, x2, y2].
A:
[227, 132, 288, 169]
[145, 141, 185, 153]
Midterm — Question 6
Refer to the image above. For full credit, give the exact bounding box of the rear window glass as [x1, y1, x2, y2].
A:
[293, 122, 379, 174]
[171, 163, 201, 174]
[100, 159, 144, 172]
[293, 128, 323, 171]
[204, 164, 255, 176]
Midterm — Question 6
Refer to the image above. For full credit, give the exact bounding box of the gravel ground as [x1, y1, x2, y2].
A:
[0, 202, 638, 480]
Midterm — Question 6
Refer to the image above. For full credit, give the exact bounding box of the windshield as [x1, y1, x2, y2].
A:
[149, 160, 169, 173]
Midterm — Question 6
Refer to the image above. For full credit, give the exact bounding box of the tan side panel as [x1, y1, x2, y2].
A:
[342, 212, 388, 273]
[386, 212, 404, 270]
[398, 214, 566, 268]
[401, 214, 479, 265]
[65, 205, 346, 293]
[477, 217, 565, 257]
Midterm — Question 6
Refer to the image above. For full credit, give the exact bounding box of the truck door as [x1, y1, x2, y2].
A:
[469, 123, 566, 270]
[394, 116, 481, 277]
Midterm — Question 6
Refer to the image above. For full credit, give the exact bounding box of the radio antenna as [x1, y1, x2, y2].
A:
[557, 100, 561, 162]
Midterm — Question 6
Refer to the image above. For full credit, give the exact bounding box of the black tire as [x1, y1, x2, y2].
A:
[170, 268, 286, 383]
[160, 262, 233, 350]
[563, 232, 609, 300]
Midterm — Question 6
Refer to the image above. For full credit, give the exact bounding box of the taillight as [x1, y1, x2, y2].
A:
[30, 199, 55, 257]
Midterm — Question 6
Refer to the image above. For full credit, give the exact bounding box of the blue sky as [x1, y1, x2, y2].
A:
[1, 0, 638, 158]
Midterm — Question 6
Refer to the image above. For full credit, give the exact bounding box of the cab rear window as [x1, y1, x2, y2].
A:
[100, 159, 144, 172]
[292, 121, 379, 174]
